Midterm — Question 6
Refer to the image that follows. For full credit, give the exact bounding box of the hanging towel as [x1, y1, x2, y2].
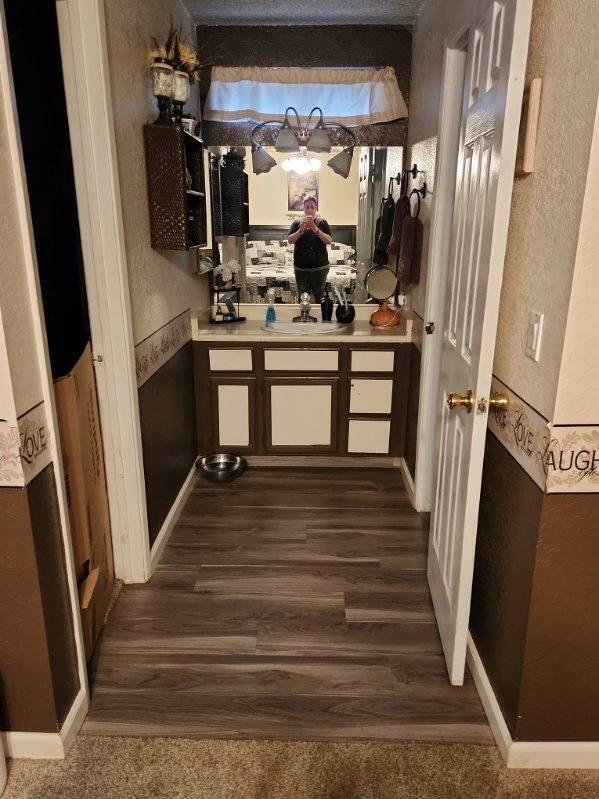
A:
[397, 191, 423, 287]
[373, 189, 397, 265]
[387, 193, 410, 261]
[388, 172, 409, 262]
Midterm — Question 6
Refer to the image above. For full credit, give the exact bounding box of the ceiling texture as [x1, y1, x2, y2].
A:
[184, 0, 425, 26]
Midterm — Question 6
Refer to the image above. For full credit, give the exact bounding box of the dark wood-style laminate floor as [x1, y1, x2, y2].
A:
[83, 468, 493, 744]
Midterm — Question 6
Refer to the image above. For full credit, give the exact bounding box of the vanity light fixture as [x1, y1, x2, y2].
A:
[274, 108, 303, 152]
[251, 143, 278, 175]
[327, 147, 354, 179]
[250, 106, 356, 177]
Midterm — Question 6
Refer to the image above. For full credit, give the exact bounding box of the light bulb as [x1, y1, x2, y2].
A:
[281, 154, 322, 174]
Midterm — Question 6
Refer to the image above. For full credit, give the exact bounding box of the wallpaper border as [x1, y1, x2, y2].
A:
[134, 309, 192, 389]
[488, 376, 598, 494]
[0, 401, 52, 488]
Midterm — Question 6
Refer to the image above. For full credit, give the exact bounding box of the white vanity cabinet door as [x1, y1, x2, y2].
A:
[211, 379, 255, 450]
[217, 385, 249, 446]
[266, 379, 337, 451]
[348, 419, 391, 454]
[349, 379, 393, 414]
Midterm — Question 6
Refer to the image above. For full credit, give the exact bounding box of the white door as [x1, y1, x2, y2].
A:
[428, 0, 533, 685]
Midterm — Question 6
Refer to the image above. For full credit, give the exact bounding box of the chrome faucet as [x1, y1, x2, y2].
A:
[293, 291, 317, 323]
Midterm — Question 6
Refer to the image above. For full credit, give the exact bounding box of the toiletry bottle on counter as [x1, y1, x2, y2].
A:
[265, 288, 277, 323]
[321, 283, 334, 321]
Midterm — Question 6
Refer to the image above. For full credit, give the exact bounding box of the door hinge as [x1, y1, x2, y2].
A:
[425, 322, 435, 335]
[92, 354, 104, 363]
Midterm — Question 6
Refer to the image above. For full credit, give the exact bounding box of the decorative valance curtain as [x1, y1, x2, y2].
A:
[204, 66, 408, 126]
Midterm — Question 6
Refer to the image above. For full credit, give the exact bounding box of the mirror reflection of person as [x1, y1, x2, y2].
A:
[287, 196, 333, 302]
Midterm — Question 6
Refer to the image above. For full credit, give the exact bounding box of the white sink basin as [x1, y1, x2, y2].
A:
[261, 321, 348, 335]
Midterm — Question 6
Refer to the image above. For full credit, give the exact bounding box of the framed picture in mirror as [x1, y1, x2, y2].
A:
[288, 171, 319, 211]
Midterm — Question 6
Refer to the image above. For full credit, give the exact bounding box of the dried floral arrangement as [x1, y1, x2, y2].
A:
[149, 17, 177, 62]
[149, 16, 202, 82]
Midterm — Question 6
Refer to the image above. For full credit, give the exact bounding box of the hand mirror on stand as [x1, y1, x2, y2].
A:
[364, 265, 402, 328]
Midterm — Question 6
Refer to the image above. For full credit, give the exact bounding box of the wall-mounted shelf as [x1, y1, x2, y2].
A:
[144, 123, 208, 251]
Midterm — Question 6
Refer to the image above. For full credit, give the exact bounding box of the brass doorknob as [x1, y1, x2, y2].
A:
[447, 390, 474, 413]
[488, 392, 509, 411]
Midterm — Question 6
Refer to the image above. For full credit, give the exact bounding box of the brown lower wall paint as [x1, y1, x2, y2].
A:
[471, 430, 599, 741]
[0, 464, 79, 732]
[28, 464, 79, 726]
[470, 432, 542, 736]
[138, 341, 198, 546]
[404, 343, 421, 480]
[516, 492, 599, 741]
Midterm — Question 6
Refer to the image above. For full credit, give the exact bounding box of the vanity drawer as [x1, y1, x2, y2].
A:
[264, 349, 338, 372]
[350, 349, 395, 373]
[348, 419, 391, 454]
[349, 379, 393, 414]
[209, 348, 253, 371]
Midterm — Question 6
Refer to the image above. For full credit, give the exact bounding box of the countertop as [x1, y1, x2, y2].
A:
[192, 317, 413, 344]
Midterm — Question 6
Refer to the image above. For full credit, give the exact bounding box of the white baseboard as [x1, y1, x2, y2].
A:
[2, 685, 88, 760]
[398, 457, 416, 507]
[60, 686, 88, 755]
[2, 731, 64, 760]
[150, 462, 197, 571]
[467, 633, 599, 769]
[245, 455, 402, 468]
[466, 632, 512, 761]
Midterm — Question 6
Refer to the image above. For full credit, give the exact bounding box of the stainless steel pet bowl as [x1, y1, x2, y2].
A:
[196, 453, 247, 483]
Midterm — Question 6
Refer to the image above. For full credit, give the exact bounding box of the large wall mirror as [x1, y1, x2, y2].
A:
[210, 145, 404, 305]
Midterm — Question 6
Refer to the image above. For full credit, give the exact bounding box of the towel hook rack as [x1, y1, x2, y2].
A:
[391, 162, 427, 198]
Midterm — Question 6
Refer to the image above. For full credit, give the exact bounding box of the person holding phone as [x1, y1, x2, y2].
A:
[287, 196, 333, 302]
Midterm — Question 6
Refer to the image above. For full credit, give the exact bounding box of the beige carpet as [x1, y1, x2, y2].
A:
[4, 737, 599, 798]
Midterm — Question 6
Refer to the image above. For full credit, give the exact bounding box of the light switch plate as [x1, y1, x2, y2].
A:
[526, 311, 544, 362]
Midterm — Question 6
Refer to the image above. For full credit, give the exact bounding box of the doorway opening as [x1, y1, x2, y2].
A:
[44, 0, 536, 756]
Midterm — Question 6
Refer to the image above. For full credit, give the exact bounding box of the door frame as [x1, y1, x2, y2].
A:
[56, 0, 150, 583]
[413, 24, 470, 512]
[0, 2, 90, 751]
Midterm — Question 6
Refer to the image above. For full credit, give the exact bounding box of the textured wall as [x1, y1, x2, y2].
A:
[103, 0, 210, 345]
[493, 0, 599, 419]
[187, 0, 423, 26]
[553, 99, 599, 425]
[0, 87, 43, 417]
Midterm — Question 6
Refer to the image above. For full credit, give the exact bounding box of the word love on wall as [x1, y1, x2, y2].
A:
[488, 377, 599, 494]
[0, 401, 52, 487]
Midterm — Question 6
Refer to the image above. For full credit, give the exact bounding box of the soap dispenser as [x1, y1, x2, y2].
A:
[320, 283, 334, 321]
[265, 288, 277, 323]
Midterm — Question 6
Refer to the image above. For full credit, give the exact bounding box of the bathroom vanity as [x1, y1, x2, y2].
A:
[193, 318, 413, 457]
